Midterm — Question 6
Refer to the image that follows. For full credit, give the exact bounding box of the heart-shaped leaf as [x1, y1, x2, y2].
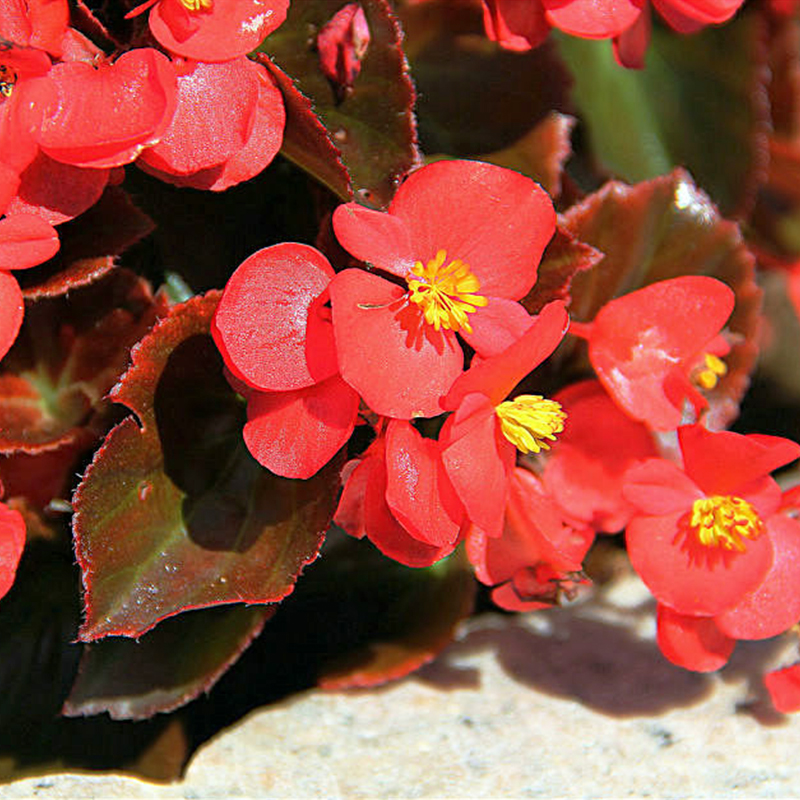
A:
[73, 292, 340, 640]
[557, 10, 770, 218]
[63, 605, 273, 720]
[259, 0, 421, 208]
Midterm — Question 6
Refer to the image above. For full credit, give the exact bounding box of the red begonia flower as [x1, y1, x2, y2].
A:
[330, 160, 556, 418]
[34, 48, 178, 169]
[467, 467, 594, 611]
[765, 664, 800, 713]
[0, 501, 25, 600]
[0, 270, 24, 362]
[542, 379, 657, 533]
[0, 0, 68, 55]
[317, 4, 370, 99]
[128, 0, 288, 63]
[213, 243, 359, 479]
[656, 604, 736, 672]
[440, 301, 569, 538]
[335, 435, 457, 568]
[482, 0, 550, 51]
[571, 276, 735, 431]
[137, 57, 284, 192]
[624, 425, 800, 617]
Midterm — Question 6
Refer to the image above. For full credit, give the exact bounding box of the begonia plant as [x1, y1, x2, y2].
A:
[2, 0, 800, 783]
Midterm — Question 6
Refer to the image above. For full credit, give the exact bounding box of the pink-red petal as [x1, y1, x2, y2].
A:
[765, 664, 800, 714]
[0, 213, 59, 270]
[243, 374, 359, 480]
[212, 243, 337, 391]
[656, 604, 735, 672]
[543, 0, 643, 38]
[0, 271, 23, 361]
[0, 502, 25, 601]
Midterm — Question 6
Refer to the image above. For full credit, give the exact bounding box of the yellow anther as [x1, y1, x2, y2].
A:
[0, 65, 18, 99]
[495, 395, 566, 454]
[406, 249, 488, 334]
[179, 0, 212, 11]
[693, 353, 728, 391]
[689, 495, 763, 552]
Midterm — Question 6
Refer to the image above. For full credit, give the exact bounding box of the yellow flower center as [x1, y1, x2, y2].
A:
[692, 353, 727, 391]
[179, 0, 212, 11]
[495, 395, 566, 454]
[406, 249, 488, 334]
[0, 65, 18, 100]
[689, 495, 763, 552]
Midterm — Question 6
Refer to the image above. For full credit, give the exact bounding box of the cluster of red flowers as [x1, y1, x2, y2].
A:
[212, 156, 800, 710]
[3, 0, 800, 727]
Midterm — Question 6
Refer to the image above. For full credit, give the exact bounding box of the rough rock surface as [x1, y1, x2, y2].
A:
[2, 576, 798, 799]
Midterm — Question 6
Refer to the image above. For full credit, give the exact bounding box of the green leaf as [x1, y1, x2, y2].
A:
[558, 11, 770, 217]
[63, 605, 273, 720]
[259, 0, 420, 208]
[73, 293, 340, 641]
[562, 169, 762, 430]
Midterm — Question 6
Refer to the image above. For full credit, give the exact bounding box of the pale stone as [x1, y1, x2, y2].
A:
[2, 575, 798, 799]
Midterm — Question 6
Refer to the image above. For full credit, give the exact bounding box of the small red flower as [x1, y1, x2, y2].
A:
[624, 425, 800, 618]
[335, 424, 462, 567]
[212, 243, 359, 479]
[570, 276, 735, 431]
[317, 4, 370, 100]
[467, 467, 594, 611]
[127, 0, 289, 62]
[440, 301, 568, 538]
[330, 159, 556, 419]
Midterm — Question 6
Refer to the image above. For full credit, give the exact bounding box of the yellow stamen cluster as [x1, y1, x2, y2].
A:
[693, 353, 728, 391]
[179, 0, 213, 11]
[406, 249, 488, 334]
[689, 495, 763, 552]
[0, 65, 18, 99]
[495, 395, 566, 454]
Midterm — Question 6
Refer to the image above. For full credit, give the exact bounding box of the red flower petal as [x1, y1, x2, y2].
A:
[765, 664, 800, 714]
[334, 456, 374, 540]
[612, 6, 650, 69]
[332, 203, 415, 279]
[384, 420, 464, 548]
[212, 243, 337, 391]
[458, 297, 534, 359]
[623, 458, 703, 516]
[138, 58, 259, 176]
[6, 151, 109, 225]
[679, 425, 800, 499]
[364, 451, 451, 568]
[138, 63, 284, 191]
[653, 0, 742, 26]
[329, 268, 463, 419]
[149, 0, 288, 62]
[441, 396, 515, 539]
[482, 0, 551, 51]
[0, 502, 25, 600]
[716, 514, 800, 640]
[543, 0, 643, 38]
[36, 48, 178, 168]
[0, 213, 59, 270]
[0, 271, 23, 361]
[626, 511, 773, 616]
[243, 374, 359, 480]
[656, 604, 735, 672]
[543, 379, 657, 532]
[444, 300, 567, 409]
